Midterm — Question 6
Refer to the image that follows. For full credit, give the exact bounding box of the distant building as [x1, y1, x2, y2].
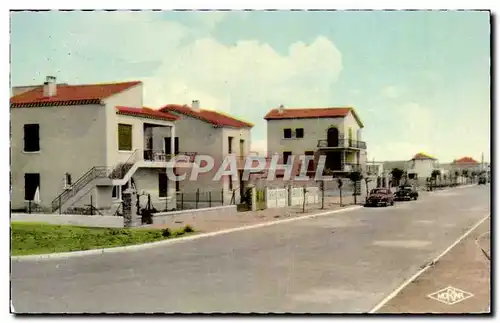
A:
[450, 157, 483, 173]
[406, 152, 440, 180]
[366, 161, 384, 177]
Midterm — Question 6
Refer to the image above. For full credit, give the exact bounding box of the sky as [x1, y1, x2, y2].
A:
[10, 10, 491, 162]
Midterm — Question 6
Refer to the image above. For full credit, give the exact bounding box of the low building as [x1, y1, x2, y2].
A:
[406, 152, 440, 180]
[366, 161, 384, 177]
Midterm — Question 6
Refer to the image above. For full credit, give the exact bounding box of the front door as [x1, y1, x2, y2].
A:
[327, 127, 339, 147]
[326, 151, 342, 171]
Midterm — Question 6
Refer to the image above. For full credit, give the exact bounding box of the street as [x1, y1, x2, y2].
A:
[11, 185, 490, 313]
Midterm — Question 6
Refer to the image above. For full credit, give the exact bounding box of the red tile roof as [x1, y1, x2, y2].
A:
[411, 152, 436, 160]
[10, 81, 141, 108]
[264, 107, 364, 128]
[453, 157, 479, 164]
[160, 104, 253, 128]
[116, 106, 178, 122]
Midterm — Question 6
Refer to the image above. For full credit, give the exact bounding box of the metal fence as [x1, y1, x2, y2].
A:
[175, 188, 232, 210]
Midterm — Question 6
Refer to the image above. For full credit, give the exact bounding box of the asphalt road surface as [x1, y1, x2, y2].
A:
[11, 185, 490, 313]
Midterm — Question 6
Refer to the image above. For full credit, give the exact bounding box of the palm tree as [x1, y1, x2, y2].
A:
[462, 169, 469, 184]
[337, 177, 344, 206]
[364, 177, 371, 203]
[391, 168, 404, 187]
[348, 171, 363, 204]
[431, 170, 441, 189]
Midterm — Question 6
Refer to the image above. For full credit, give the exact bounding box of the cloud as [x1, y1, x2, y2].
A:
[250, 139, 268, 155]
[142, 36, 343, 112]
[396, 102, 433, 136]
[368, 102, 435, 161]
[381, 85, 400, 99]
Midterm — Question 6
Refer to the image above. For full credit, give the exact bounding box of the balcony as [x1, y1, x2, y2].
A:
[317, 139, 367, 150]
[140, 150, 198, 169]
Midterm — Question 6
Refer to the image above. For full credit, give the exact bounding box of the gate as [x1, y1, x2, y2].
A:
[255, 189, 266, 210]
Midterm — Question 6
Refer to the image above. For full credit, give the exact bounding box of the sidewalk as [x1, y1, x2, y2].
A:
[149, 195, 360, 233]
[376, 218, 491, 314]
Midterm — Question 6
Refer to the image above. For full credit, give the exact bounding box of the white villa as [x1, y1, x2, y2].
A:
[264, 105, 368, 177]
[11, 76, 191, 214]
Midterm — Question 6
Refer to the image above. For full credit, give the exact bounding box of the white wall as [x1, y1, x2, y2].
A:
[407, 159, 439, 179]
[10, 104, 107, 210]
[133, 168, 176, 211]
[151, 126, 173, 153]
[102, 84, 143, 166]
[168, 113, 224, 193]
[222, 127, 252, 156]
[11, 214, 124, 228]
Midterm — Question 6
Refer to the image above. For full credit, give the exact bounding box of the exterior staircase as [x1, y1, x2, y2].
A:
[51, 150, 140, 213]
[109, 163, 134, 179]
[51, 166, 113, 212]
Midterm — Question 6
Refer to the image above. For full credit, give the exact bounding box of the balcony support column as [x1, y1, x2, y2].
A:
[341, 150, 346, 171]
[170, 126, 176, 157]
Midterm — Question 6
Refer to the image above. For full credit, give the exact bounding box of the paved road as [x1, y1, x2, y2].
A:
[11, 185, 490, 313]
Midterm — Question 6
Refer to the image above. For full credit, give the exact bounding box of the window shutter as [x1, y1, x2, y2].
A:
[158, 173, 168, 198]
[118, 124, 132, 151]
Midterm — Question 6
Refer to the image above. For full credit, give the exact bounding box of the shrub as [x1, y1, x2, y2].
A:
[162, 228, 172, 237]
[183, 225, 194, 233]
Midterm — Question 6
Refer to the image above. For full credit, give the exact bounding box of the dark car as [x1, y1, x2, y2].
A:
[365, 188, 394, 207]
[394, 184, 419, 201]
[478, 176, 487, 185]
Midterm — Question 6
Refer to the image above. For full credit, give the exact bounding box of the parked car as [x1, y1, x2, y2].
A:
[394, 184, 419, 201]
[365, 188, 394, 207]
[478, 176, 487, 185]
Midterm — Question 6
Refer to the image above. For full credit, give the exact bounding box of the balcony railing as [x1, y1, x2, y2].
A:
[143, 150, 198, 163]
[317, 139, 367, 149]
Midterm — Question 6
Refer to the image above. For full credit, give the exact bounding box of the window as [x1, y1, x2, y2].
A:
[228, 137, 234, 154]
[165, 137, 180, 154]
[24, 173, 40, 201]
[239, 139, 245, 156]
[65, 173, 72, 186]
[304, 151, 315, 172]
[283, 128, 292, 139]
[229, 175, 233, 190]
[118, 124, 132, 151]
[24, 124, 40, 152]
[295, 128, 304, 138]
[112, 185, 121, 200]
[283, 151, 292, 164]
[158, 173, 168, 198]
[176, 179, 180, 192]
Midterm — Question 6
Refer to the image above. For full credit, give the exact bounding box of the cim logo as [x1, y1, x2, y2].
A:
[427, 286, 474, 305]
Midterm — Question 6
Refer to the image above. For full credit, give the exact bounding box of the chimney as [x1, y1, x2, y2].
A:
[191, 100, 200, 112]
[43, 76, 57, 97]
[278, 104, 285, 114]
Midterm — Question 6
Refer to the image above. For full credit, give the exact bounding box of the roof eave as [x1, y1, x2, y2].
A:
[116, 111, 177, 122]
[10, 99, 104, 108]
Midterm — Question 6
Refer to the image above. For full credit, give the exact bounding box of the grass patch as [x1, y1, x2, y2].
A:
[11, 222, 196, 256]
